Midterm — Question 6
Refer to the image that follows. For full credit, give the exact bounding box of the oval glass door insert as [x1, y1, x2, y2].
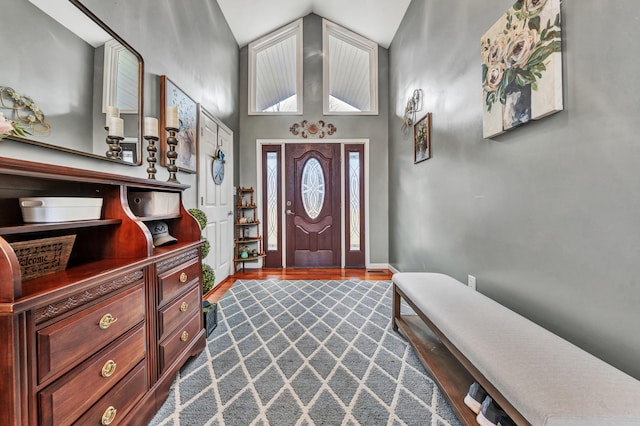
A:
[301, 158, 325, 219]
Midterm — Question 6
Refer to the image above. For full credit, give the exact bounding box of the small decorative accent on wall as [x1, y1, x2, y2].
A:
[402, 89, 422, 134]
[0, 86, 51, 138]
[414, 113, 431, 164]
[160, 76, 198, 173]
[289, 120, 336, 138]
[482, 0, 562, 138]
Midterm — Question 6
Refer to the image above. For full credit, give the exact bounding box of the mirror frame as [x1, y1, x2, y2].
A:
[7, 0, 144, 166]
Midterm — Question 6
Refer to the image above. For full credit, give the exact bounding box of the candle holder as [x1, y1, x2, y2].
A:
[104, 126, 113, 158]
[104, 126, 123, 160]
[165, 127, 180, 183]
[144, 135, 159, 179]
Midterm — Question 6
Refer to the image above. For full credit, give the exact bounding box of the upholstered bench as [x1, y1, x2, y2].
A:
[392, 272, 640, 425]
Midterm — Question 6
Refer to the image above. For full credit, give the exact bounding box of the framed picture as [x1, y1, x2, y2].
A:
[413, 113, 431, 164]
[160, 76, 198, 173]
[120, 139, 138, 164]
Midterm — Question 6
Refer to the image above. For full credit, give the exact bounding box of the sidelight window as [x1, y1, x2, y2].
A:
[266, 152, 278, 250]
[349, 152, 361, 250]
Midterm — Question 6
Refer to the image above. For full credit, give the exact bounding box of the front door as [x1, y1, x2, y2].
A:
[285, 143, 341, 267]
[198, 110, 234, 286]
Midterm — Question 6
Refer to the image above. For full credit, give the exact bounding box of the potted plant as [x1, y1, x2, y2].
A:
[188, 208, 218, 336]
[202, 264, 217, 336]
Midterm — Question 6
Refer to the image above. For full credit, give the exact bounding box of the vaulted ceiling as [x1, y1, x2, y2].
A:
[216, 0, 412, 48]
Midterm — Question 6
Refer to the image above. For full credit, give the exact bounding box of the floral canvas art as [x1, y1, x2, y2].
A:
[482, 0, 562, 138]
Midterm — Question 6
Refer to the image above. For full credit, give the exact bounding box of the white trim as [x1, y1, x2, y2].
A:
[256, 138, 370, 268]
[248, 19, 303, 116]
[340, 143, 346, 268]
[322, 19, 379, 116]
[388, 264, 400, 274]
[363, 141, 372, 268]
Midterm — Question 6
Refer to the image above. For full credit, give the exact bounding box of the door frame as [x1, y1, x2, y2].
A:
[256, 139, 371, 268]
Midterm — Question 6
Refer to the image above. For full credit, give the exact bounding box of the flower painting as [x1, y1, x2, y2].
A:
[482, 0, 562, 138]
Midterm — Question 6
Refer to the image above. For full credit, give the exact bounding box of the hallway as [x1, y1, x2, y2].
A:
[206, 268, 393, 302]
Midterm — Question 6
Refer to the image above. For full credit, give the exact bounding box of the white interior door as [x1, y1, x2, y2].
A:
[198, 110, 234, 287]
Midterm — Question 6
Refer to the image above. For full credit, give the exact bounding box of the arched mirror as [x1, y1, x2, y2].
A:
[0, 0, 143, 165]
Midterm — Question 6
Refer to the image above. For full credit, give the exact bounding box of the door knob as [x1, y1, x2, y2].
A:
[228, 210, 233, 216]
[286, 209, 295, 215]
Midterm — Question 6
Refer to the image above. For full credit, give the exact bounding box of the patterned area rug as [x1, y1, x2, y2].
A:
[149, 279, 460, 426]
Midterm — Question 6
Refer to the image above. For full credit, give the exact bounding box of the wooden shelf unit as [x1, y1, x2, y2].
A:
[234, 187, 264, 271]
[0, 157, 205, 425]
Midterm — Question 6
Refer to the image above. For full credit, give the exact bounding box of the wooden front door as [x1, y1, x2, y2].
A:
[285, 143, 341, 267]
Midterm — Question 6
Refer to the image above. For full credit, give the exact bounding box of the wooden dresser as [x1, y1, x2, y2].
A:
[0, 157, 206, 425]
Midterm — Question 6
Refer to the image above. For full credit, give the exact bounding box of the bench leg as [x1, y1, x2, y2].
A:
[392, 283, 400, 332]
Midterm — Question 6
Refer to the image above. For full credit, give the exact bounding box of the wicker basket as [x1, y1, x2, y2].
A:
[9, 235, 76, 280]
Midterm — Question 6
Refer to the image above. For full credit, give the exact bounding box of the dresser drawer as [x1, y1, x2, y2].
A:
[39, 325, 146, 426]
[158, 285, 201, 342]
[37, 284, 145, 384]
[159, 313, 202, 374]
[72, 361, 146, 426]
[157, 259, 201, 307]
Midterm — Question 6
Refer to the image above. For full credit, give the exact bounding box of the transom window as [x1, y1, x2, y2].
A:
[323, 20, 378, 115]
[248, 19, 303, 115]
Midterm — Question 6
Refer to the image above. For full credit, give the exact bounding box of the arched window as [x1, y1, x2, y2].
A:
[248, 19, 303, 115]
[323, 19, 378, 115]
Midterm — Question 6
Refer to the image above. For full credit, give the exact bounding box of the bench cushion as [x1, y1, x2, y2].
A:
[394, 272, 640, 425]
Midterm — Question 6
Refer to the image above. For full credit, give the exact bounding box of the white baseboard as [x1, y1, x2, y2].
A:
[366, 263, 390, 271]
[388, 264, 400, 274]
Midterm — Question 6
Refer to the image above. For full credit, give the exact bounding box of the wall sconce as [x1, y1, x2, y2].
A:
[402, 89, 422, 134]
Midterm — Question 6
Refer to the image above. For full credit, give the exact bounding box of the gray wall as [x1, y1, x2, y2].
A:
[3, 0, 240, 208]
[389, 0, 640, 379]
[239, 14, 390, 265]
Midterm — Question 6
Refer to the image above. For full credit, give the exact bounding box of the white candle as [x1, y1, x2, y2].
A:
[108, 117, 124, 137]
[144, 117, 159, 138]
[105, 106, 120, 127]
[165, 106, 179, 129]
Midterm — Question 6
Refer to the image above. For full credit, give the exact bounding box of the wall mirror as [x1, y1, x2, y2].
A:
[0, 0, 143, 165]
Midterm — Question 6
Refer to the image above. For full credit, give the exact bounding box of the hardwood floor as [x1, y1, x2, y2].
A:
[204, 267, 394, 303]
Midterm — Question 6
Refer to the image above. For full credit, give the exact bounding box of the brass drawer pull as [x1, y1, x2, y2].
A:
[180, 331, 189, 342]
[180, 302, 189, 312]
[101, 360, 117, 378]
[99, 314, 118, 330]
[179, 272, 188, 283]
[101, 406, 117, 425]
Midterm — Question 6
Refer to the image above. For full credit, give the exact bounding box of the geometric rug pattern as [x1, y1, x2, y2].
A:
[149, 279, 461, 426]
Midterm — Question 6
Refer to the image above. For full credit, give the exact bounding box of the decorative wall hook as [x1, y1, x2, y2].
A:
[290, 120, 336, 139]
